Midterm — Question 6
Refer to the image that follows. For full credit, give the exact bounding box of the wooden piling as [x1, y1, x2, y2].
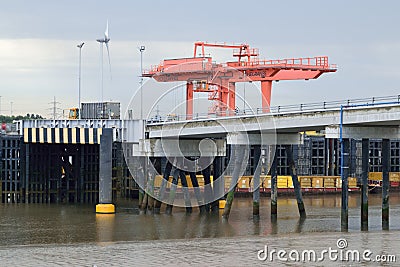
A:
[188, 172, 206, 213]
[285, 145, 306, 218]
[165, 168, 180, 215]
[202, 165, 212, 212]
[252, 145, 261, 220]
[154, 160, 172, 213]
[341, 138, 350, 232]
[211, 156, 223, 213]
[222, 145, 247, 220]
[270, 149, 278, 218]
[178, 170, 192, 213]
[361, 138, 369, 231]
[382, 138, 390, 230]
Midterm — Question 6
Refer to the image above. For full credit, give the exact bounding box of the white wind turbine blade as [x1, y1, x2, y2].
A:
[105, 20, 109, 41]
[106, 41, 112, 80]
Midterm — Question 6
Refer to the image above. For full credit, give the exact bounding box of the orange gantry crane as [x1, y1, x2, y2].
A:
[142, 41, 337, 118]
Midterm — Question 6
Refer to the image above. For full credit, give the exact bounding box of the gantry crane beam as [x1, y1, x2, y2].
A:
[142, 42, 337, 118]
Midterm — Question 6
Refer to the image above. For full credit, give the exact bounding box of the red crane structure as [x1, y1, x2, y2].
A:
[143, 42, 337, 118]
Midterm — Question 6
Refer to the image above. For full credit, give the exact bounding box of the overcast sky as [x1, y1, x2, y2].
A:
[0, 0, 399, 118]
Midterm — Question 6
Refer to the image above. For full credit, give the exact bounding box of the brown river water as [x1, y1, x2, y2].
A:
[0, 194, 399, 266]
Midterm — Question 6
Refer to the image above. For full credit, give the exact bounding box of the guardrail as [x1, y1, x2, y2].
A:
[146, 95, 400, 124]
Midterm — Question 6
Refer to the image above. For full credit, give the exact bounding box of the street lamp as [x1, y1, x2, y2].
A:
[77, 42, 85, 119]
[139, 45, 145, 120]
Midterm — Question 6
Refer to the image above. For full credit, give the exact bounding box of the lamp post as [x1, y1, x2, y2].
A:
[139, 45, 145, 120]
[77, 42, 85, 119]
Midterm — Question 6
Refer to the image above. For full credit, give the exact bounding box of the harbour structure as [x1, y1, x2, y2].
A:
[0, 95, 399, 231]
[1, 40, 399, 231]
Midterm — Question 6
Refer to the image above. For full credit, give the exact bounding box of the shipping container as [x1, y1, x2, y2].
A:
[81, 102, 120, 119]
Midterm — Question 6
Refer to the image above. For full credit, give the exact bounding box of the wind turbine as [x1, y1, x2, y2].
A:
[96, 20, 112, 109]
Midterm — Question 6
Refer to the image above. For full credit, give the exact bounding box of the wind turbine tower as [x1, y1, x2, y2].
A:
[96, 20, 112, 115]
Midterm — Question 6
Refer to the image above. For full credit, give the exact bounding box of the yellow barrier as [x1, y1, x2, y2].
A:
[390, 172, 400, 182]
[238, 176, 252, 188]
[262, 176, 271, 188]
[348, 177, 357, 187]
[335, 177, 357, 188]
[287, 176, 293, 188]
[335, 177, 342, 188]
[368, 172, 400, 182]
[369, 172, 382, 181]
[277, 176, 288, 188]
[312, 177, 324, 188]
[323, 177, 336, 188]
[300, 176, 312, 188]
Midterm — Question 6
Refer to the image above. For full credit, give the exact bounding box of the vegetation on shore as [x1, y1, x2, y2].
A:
[0, 114, 44, 123]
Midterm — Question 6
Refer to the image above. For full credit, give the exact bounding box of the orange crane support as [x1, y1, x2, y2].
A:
[143, 42, 337, 118]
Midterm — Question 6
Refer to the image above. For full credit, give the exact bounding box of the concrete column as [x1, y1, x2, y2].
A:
[270, 147, 278, 218]
[285, 145, 306, 218]
[382, 138, 390, 230]
[341, 138, 350, 231]
[96, 128, 115, 213]
[252, 145, 261, 220]
[361, 138, 369, 231]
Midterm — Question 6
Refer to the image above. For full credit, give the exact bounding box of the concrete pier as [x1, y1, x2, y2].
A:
[96, 129, 115, 214]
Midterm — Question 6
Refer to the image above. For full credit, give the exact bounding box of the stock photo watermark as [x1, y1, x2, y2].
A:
[257, 238, 397, 263]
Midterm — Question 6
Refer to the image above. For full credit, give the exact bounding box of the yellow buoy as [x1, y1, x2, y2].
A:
[96, 203, 115, 214]
[219, 200, 226, 209]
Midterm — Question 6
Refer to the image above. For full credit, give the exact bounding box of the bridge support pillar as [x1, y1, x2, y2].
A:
[382, 138, 390, 230]
[341, 138, 350, 231]
[270, 147, 278, 220]
[361, 138, 369, 231]
[285, 145, 306, 218]
[252, 145, 261, 220]
[186, 82, 194, 120]
[96, 129, 115, 214]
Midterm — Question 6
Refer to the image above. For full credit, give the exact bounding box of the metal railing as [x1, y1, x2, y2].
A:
[226, 56, 336, 69]
[146, 95, 400, 124]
